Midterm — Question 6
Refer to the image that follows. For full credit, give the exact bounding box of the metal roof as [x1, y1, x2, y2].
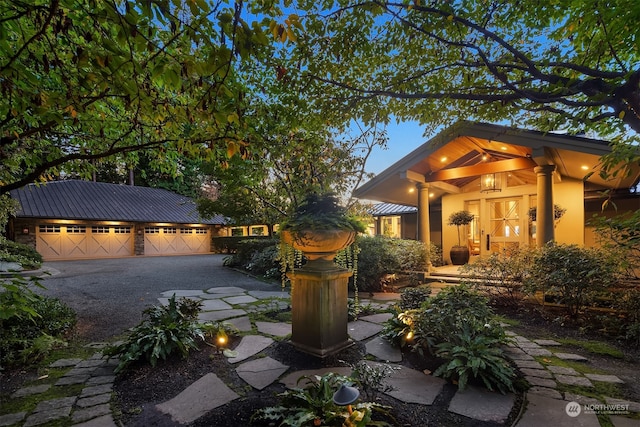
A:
[10, 180, 226, 225]
[369, 203, 417, 216]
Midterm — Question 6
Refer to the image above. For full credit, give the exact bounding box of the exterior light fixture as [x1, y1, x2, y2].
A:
[333, 384, 360, 414]
[216, 330, 228, 351]
[22, 227, 29, 235]
[480, 173, 502, 193]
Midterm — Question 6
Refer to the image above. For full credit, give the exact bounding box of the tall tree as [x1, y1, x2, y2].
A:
[269, 0, 640, 175]
[0, 0, 269, 195]
[197, 117, 386, 234]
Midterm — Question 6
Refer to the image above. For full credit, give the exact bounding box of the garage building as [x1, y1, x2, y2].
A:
[8, 180, 226, 260]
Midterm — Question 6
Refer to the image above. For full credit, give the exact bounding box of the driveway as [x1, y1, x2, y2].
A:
[38, 255, 279, 342]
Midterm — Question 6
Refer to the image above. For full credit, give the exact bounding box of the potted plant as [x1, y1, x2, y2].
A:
[448, 210, 474, 265]
[280, 193, 366, 262]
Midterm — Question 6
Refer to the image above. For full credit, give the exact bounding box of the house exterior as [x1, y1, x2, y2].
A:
[8, 180, 227, 260]
[355, 122, 640, 264]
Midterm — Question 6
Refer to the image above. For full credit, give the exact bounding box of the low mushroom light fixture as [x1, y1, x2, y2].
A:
[333, 384, 360, 414]
[216, 329, 228, 351]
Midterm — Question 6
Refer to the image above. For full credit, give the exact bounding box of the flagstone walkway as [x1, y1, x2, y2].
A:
[1, 286, 638, 427]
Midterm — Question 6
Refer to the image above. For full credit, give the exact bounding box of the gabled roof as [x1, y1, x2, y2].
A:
[10, 180, 226, 225]
[355, 121, 640, 206]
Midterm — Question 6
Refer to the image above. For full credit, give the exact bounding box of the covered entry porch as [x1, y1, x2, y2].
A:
[355, 122, 639, 264]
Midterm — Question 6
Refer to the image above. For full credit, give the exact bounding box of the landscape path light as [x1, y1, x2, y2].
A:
[333, 384, 360, 414]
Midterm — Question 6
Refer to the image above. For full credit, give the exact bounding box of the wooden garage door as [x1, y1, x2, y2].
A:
[37, 225, 133, 260]
[144, 227, 210, 255]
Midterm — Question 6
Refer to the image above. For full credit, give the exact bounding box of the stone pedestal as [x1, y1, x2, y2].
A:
[288, 260, 353, 358]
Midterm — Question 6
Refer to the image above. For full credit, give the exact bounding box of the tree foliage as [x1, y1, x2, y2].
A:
[269, 0, 640, 173]
[0, 0, 270, 195]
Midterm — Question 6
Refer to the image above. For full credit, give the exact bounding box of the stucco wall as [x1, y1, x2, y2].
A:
[441, 177, 586, 264]
[553, 178, 584, 245]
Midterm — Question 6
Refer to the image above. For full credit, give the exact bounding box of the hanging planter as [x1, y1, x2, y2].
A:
[528, 204, 567, 223]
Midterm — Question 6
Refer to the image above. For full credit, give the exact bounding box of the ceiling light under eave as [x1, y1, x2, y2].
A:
[581, 165, 590, 170]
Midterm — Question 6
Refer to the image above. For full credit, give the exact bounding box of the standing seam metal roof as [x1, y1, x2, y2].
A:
[10, 180, 226, 225]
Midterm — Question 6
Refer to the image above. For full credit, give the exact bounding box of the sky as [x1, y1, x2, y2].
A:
[365, 120, 430, 176]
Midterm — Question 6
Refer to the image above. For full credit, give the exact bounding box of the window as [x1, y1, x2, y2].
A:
[250, 226, 265, 236]
[163, 227, 176, 234]
[145, 227, 160, 234]
[180, 228, 192, 234]
[39, 225, 60, 233]
[92, 226, 109, 233]
[67, 225, 86, 233]
[195, 228, 207, 235]
[114, 227, 131, 234]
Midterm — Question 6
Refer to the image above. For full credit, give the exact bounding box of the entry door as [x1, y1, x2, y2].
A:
[486, 198, 521, 255]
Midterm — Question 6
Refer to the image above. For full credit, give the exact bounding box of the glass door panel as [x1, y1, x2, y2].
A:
[487, 198, 521, 254]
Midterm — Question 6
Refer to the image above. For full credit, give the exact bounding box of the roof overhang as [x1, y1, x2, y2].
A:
[354, 121, 640, 206]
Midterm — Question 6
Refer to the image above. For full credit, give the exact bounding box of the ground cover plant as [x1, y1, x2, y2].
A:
[251, 371, 393, 427]
[0, 276, 76, 369]
[0, 237, 43, 270]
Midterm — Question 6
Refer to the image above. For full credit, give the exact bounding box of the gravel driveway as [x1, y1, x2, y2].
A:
[37, 255, 278, 342]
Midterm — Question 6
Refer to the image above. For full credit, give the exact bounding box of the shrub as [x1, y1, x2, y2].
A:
[399, 286, 431, 310]
[590, 210, 640, 279]
[1, 277, 76, 367]
[355, 236, 429, 292]
[0, 237, 43, 269]
[222, 238, 278, 268]
[615, 287, 640, 346]
[413, 284, 498, 355]
[246, 245, 280, 277]
[383, 284, 515, 393]
[525, 243, 621, 317]
[104, 295, 206, 373]
[461, 245, 535, 306]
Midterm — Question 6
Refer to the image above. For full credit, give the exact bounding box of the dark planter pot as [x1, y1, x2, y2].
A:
[450, 246, 470, 265]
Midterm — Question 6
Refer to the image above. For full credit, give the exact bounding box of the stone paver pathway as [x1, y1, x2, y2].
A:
[3, 284, 639, 427]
